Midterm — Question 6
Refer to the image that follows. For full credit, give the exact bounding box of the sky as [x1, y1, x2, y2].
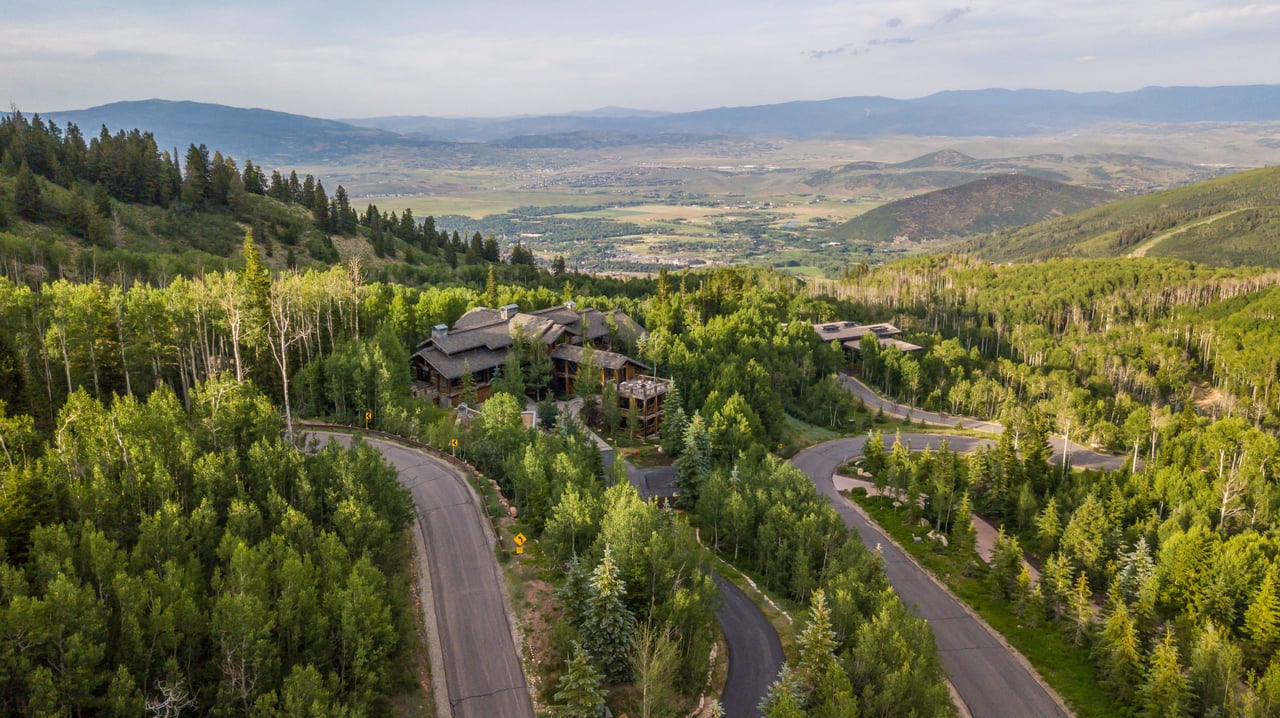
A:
[3, 0, 1279, 118]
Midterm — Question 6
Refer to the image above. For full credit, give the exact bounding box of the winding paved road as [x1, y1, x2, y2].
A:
[624, 460, 784, 718]
[793, 434, 1072, 718]
[309, 431, 534, 718]
[840, 374, 1131, 470]
[715, 575, 786, 718]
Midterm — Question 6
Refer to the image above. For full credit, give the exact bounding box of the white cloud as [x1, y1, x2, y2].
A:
[1, 0, 1278, 116]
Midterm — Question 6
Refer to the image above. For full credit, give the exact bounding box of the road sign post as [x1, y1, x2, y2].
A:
[513, 533, 527, 555]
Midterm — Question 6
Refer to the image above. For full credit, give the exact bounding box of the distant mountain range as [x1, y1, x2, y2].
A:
[25, 85, 1280, 163]
[347, 85, 1280, 141]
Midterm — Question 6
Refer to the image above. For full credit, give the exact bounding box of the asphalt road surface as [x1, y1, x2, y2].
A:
[714, 575, 786, 718]
[309, 431, 534, 718]
[839, 374, 1132, 471]
[792, 434, 1071, 718]
[624, 459, 783, 718]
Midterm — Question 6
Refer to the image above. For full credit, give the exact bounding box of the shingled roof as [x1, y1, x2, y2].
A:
[413, 302, 651, 385]
[411, 347, 508, 380]
[550, 343, 649, 372]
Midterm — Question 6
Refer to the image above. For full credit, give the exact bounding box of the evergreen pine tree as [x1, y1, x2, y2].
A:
[1095, 600, 1143, 704]
[951, 491, 977, 557]
[556, 556, 593, 628]
[552, 643, 605, 718]
[241, 231, 271, 324]
[576, 346, 600, 398]
[180, 144, 211, 206]
[988, 527, 1023, 599]
[1247, 569, 1280, 669]
[312, 180, 328, 230]
[485, 265, 499, 307]
[582, 545, 636, 684]
[758, 663, 805, 716]
[459, 361, 477, 406]
[809, 662, 858, 718]
[601, 381, 621, 433]
[862, 430, 887, 492]
[1138, 630, 1190, 718]
[91, 182, 112, 218]
[14, 161, 41, 220]
[1188, 620, 1242, 717]
[1252, 657, 1280, 717]
[798, 589, 838, 685]
[658, 382, 687, 456]
[528, 340, 552, 400]
[1068, 571, 1094, 647]
[674, 414, 711, 509]
[1034, 496, 1062, 552]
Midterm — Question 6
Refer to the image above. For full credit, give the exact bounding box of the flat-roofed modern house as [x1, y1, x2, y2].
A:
[812, 321, 924, 356]
[410, 303, 669, 435]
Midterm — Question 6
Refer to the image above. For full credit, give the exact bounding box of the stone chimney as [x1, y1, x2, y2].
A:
[500, 303, 519, 320]
[431, 324, 448, 341]
[565, 300, 577, 311]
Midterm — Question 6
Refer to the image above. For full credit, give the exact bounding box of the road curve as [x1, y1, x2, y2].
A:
[714, 575, 786, 718]
[839, 374, 1130, 471]
[624, 460, 783, 718]
[309, 431, 534, 718]
[792, 434, 1072, 718]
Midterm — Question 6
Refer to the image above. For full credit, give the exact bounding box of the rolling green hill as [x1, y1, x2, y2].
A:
[962, 165, 1280, 266]
[826, 174, 1115, 244]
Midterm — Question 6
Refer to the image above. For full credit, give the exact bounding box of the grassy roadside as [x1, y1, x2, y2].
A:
[849, 491, 1124, 718]
[389, 534, 437, 717]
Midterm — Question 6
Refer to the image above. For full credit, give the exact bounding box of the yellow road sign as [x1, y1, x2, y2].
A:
[365, 411, 372, 421]
[450, 438, 459, 447]
[513, 533, 527, 546]
[516, 546, 524, 555]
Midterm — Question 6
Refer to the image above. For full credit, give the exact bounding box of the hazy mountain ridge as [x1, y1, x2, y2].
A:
[26, 85, 1280, 163]
[805, 148, 1231, 199]
[827, 174, 1117, 244]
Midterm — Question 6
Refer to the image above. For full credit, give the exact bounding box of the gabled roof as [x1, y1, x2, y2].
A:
[528, 305, 582, 327]
[431, 322, 514, 355]
[411, 347, 508, 380]
[453, 307, 504, 330]
[550, 343, 650, 372]
[609, 311, 649, 345]
[509, 313, 565, 345]
[414, 303, 653, 382]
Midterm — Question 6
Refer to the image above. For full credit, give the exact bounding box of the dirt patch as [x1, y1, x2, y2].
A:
[1192, 382, 1235, 415]
[508, 563, 563, 712]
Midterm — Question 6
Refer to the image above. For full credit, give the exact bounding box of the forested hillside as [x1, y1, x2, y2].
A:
[826, 174, 1115, 244]
[825, 254, 1280, 715]
[0, 111, 557, 289]
[830, 256, 1280, 439]
[964, 165, 1280, 266]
